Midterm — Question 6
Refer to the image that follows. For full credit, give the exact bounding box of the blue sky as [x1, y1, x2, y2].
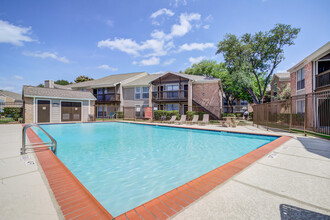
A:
[0, 0, 329, 93]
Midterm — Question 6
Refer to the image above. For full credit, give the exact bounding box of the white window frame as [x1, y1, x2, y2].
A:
[135, 87, 149, 100]
[296, 67, 305, 91]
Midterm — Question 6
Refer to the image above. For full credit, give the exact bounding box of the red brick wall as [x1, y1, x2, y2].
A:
[193, 82, 221, 117]
[305, 62, 313, 94]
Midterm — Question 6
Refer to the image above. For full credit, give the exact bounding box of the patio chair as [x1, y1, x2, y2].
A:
[167, 115, 177, 124]
[109, 112, 115, 119]
[175, 115, 186, 125]
[187, 115, 199, 125]
[198, 114, 209, 126]
[219, 120, 229, 127]
[160, 115, 167, 123]
[88, 114, 95, 122]
[231, 119, 240, 127]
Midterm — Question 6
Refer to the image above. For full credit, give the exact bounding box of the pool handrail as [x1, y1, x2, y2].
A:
[21, 123, 57, 154]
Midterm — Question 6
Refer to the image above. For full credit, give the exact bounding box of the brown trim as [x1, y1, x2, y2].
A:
[27, 121, 290, 219]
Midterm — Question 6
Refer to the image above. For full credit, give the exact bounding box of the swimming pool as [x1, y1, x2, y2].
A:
[34, 122, 278, 216]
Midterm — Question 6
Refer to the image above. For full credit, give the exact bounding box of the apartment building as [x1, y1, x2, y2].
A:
[288, 41, 330, 129]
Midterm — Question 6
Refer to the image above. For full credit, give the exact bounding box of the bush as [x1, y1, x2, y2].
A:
[186, 111, 205, 120]
[115, 111, 123, 118]
[222, 113, 235, 117]
[154, 110, 180, 120]
[235, 113, 243, 118]
[3, 107, 22, 121]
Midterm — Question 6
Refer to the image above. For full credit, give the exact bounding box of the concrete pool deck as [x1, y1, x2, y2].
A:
[0, 123, 329, 219]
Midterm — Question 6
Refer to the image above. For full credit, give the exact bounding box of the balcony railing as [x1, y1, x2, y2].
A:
[95, 93, 120, 102]
[152, 90, 188, 101]
[316, 69, 330, 89]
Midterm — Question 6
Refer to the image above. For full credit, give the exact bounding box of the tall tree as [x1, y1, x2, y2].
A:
[74, 75, 94, 83]
[54, 79, 71, 85]
[184, 60, 250, 113]
[216, 24, 300, 104]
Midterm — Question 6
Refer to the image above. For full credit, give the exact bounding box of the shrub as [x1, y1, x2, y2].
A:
[222, 113, 235, 117]
[154, 110, 180, 120]
[115, 111, 123, 118]
[3, 107, 22, 121]
[186, 111, 205, 120]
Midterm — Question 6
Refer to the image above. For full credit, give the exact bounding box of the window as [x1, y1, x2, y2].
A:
[297, 100, 305, 114]
[135, 87, 141, 99]
[135, 87, 149, 99]
[142, 87, 149, 99]
[165, 84, 179, 98]
[297, 68, 305, 90]
[166, 104, 179, 111]
[97, 106, 107, 117]
[79, 88, 86, 92]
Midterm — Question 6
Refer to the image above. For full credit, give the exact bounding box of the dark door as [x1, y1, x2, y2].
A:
[61, 102, 81, 121]
[38, 100, 50, 123]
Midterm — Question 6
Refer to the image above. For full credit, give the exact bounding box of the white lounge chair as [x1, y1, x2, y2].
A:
[175, 115, 186, 125]
[188, 115, 199, 124]
[199, 114, 209, 126]
[167, 116, 177, 124]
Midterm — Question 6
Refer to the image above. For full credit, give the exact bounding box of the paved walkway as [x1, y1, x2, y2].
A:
[0, 123, 329, 219]
[0, 124, 60, 220]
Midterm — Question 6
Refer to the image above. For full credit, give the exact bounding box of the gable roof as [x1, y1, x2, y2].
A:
[150, 72, 219, 84]
[66, 72, 147, 89]
[0, 90, 22, 101]
[124, 74, 163, 87]
[274, 72, 290, 81]
[288, 41, 330, 73]
[23, 86, 96, 100]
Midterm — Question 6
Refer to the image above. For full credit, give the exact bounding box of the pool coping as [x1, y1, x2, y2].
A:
[26, 122, 291, 220]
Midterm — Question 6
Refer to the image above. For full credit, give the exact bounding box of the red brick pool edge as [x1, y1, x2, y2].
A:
[25, 125, 291, 220]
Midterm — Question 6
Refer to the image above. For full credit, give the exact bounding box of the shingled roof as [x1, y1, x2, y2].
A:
[23, 86, 96, 100]
[66, 72, 147, 88]
[0, 90, 22, 101]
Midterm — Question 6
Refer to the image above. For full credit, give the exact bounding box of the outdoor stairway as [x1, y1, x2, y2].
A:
[192, 98, 220, 120]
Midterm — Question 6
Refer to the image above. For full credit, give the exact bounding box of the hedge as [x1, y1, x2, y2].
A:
[154, 110, 180, 120]
[186, 111, 205, 120]
[115, 111, 124, 118]
[2, 107, 22, 120]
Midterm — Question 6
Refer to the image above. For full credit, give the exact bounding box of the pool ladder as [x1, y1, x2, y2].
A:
[21, 123, 57, 154]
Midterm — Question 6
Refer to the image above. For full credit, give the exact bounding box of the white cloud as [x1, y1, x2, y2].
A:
[189, 56, 205, 65]
[163, 58, 176, 65]
[98, 37, 171, 57]
[106, 20, 114, 27]
[97, 64, 118, 71]
[171, 0, 187, 7]
[14, 75, 24, 80]
[151, 30, 166, 39]
[23, 51, 69, 63]
[178, 42, 214, 52]
[98, 38, 141, 56]
[135, 57, 160, 66]
[0, 20, 34, 46]
[205, 15, 213, 22]
[168, 13, 201, 39]
[203, 25, 210, 29]
[151, 8, 174, 19]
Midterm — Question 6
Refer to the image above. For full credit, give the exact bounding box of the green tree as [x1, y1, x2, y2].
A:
[37, 83, 44, 87]
[216, 24, 300, 104]
[74, 75, 94, 83]
[54, 80, 71, 85]
[184, 60, 250, 113]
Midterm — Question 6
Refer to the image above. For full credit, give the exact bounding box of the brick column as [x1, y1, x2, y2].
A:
[149, 85, 152, 107]
[188, 80, 193, 111]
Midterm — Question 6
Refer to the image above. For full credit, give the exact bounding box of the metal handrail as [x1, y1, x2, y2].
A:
[21, 123, 57, 154]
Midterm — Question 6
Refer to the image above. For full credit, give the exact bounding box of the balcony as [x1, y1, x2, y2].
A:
[95, 93, 120, 103]
[152, 90, 188, 102]
[315, 70, 330, 90]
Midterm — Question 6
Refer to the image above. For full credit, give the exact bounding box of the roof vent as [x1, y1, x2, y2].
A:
[44, 80, 54, 88]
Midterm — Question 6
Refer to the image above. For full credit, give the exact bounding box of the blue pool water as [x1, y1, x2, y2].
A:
[34, 122, 278, 216]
